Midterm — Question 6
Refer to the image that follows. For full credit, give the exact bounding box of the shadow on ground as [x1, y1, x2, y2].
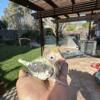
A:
[0, 45, 35, 62]
[68, 70, 100, 100]
[0, 64, 21, 96]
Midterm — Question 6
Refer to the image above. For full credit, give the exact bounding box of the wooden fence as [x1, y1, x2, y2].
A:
[0, 30, 18, 41]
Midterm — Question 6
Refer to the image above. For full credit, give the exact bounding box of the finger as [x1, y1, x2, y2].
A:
[19, 69, 27, 78]
[55, 59, 68, 76]
[60, 61, 68, 76]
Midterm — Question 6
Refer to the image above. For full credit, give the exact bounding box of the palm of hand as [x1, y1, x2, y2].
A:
[16, 61, 69, 100]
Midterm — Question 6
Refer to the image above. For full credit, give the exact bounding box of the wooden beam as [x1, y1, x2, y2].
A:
[88, 21, 92, 40]
[10, 0, 44, 11]
[44, 0, 68, 19]
[88, 11, 93, 40]
[55, 18, 59, 46]
[32, 0, 100, 18]
[53, 12, 100, 23]
[64, 15, 70, 18]
[71, 0, 75, 4]
[39, 18, 44, 56]
[70, 0, 80, 17]
[77, 13, 80, 17]
[44, 0, 58, 8]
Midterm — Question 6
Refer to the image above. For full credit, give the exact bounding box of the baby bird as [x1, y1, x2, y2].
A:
[18, 46, 64, 80]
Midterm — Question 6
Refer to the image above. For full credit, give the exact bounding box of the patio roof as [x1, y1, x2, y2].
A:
[10, 0, 100, 21]
[53, 12, 100, 23]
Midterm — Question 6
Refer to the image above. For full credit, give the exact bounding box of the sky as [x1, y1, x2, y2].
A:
[0, 0, 9, 19]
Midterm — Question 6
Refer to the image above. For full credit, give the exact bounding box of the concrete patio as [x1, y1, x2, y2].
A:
[67, 56, 100, 100]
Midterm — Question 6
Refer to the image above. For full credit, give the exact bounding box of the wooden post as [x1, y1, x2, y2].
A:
[88, 21, 92, 40]
[88, 11, 93, 40]
[39, 18, 44, 56]
[56, 17, 59, 45]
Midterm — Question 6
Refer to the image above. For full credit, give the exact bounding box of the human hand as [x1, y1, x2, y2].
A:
[16, 60, 70, 100]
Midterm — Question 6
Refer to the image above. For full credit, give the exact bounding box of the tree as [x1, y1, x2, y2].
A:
[43, 18, 67, 37]
[3, 2, 22, 30]
[2, 2, 38, 34]
[82, 21, 89, 30]
[65, 23, 76, 32]
[0, 20, 8, 30]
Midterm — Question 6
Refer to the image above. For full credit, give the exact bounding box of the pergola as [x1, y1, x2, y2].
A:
[9, 0, 100, 55]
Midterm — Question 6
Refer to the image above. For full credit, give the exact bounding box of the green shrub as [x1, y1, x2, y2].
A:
[45, 28, 53, 36]
[96, 37, 100, 45]
[21, 30, 40, 42]
[4, 40, 17, 45]
[20, 39, 30, 46]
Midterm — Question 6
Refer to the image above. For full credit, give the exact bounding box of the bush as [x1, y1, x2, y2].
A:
[4, 40, 17, 45]
[0, 39, 3, 43]
[44, 28, 53, 36]
[20, 39, 30, 46]
[21, 30, 40, 42]
[96, 37, 100, 45]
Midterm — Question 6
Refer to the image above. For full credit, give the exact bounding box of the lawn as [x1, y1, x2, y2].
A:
[0, 45, 41, 89]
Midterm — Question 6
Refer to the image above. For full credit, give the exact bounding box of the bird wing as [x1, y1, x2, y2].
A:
[18, 58, 54, 80]
[28, 62, 54, 80]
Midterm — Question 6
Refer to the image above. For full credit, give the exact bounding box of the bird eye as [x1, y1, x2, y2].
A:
[47, 55, 55, 62]
[50, 56, 54, 59]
